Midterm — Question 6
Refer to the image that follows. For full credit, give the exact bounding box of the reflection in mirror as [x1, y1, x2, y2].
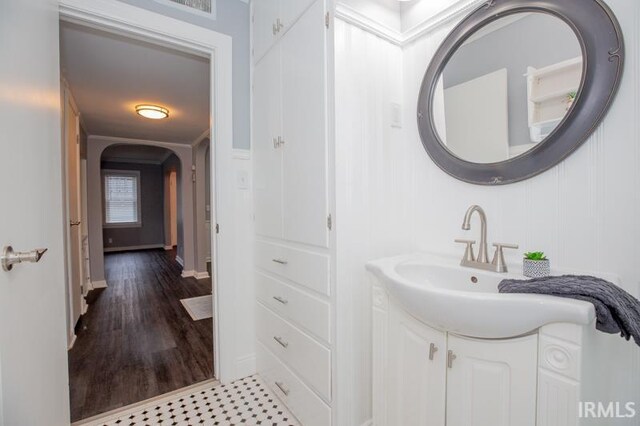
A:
[433, 13, 583, 164]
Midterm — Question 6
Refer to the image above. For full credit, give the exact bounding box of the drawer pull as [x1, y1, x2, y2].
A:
[275, 381, 290, 396]
[273, 296, 289, 305]
[274, 336, 289, 348]
[447, 350, 457, 369]
[272, 258, 288, 265]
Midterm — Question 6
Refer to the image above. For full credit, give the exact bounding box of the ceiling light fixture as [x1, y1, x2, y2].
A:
[135, 104, 169, 120]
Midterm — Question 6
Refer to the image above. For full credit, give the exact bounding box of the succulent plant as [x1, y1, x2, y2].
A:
[524, 251, 548, 261]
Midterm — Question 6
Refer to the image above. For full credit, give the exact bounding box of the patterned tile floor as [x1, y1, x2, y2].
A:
[82, 376, 300, 426]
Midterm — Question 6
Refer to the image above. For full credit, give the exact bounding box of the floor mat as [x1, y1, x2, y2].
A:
[180, 295, 213, 321]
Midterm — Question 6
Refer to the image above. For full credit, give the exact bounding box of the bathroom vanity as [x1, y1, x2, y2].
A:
[368, 253, 615, 426]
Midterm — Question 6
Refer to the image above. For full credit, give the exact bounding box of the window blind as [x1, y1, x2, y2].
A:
[104, 174, 139, 224]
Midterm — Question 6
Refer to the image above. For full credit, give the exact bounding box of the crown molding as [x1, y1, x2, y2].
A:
[335, 0, 485, 47]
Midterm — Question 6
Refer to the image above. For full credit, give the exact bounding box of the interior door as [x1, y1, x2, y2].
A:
[281, 0, 329, 248]
[446, 334, 538, 426]
[0, 1, 70, 424]
[64, 91, 83, 345]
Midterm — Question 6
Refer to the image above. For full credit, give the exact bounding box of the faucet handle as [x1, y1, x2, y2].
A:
[455, 239, 476, 262]
[491, 243, 519, 273]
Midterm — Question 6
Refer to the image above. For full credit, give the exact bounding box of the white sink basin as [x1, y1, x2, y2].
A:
[366, 253, 599, 338]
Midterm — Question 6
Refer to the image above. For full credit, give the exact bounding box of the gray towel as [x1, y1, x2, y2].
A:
[498, 275, 640, 347]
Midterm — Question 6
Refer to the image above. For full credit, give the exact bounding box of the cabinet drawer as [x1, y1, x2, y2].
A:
[255, 240, 330, 296]
[257, 341, 331, 426]
[256, 272, 331, 343]
[256, 302, 331, 401]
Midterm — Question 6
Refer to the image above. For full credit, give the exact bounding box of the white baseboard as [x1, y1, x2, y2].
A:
[164, 245, 173, 250]
[181, 270, 196, 278]
[235, 354, 256, 379]
[175, 255, 184, 267]
[194, 271, 210, 280]
[103, 243, 164, 253]
[67, 334, 77, 350]
[91, 280, 107, 289]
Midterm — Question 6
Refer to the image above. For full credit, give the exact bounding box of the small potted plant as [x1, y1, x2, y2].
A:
[523, 251, 550, 278]
[566, 91, 577, 111]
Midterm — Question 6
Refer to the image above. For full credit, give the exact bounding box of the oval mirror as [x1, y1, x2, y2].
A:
[418, 0, 623, 185]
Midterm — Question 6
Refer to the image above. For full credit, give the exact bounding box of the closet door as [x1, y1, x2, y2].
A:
[252, 0, 280, 62]
[279, 0, 317, 30]
[446, 334, 538, 426]
[280, 0, 329, 248]
[253, 47, 283, 239]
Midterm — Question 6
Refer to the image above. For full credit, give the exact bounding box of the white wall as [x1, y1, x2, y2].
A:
[335, 0, 640, 423]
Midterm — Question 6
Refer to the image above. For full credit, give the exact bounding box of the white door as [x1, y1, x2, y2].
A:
[252, 0, 279, 62]
[253, 46, 283, 239]
[446, 334, 538, 426]
[281, 0, 329, 248]
[0, 0, 71, 424]
[279, 0, 316, 30]
[64, 91, 83, 345]
[388, 304, 447, 426]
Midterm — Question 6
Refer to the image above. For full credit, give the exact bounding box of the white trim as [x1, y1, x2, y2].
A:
[175, 255, 185, 267]
[235, 354, 256, 379]
[335, 0, 484, 47]
[164, 245, 174, 250]
[88, 134, 192, 150]
[232, 148, 251, 160]
[67, 334, 77, 350]
[103, 244, 164, 253]
[181, 270, 197, 278]
[360, 421, 373, 426]
[191, 128, 211, 147]
[194, 271, 210, 280]
[334, 3, 402, 46]
[100, 157, 168, 165]
[72, 378, 220, 426]
[90, 280, 107, 289]
[60, 0, 238, 387]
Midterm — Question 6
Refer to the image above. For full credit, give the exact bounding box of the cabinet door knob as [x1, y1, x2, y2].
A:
[273, 336, 289, 348]
[428, 343, 438, 361]
[447, 350, 457, 368]
[275, 381, 290, 396]
[273, 295, 289, 305]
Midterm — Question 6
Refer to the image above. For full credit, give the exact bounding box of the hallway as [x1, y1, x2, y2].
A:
[68, 249, 214, 422]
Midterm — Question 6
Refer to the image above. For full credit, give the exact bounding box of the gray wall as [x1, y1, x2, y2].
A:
[443, 13, 581, 146]
[102, 161, 165, 250]
[116, 0, 250, 149]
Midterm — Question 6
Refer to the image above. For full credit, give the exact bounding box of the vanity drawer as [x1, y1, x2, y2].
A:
[256, 271, 331, 343]
[255, 240, 330, 296]
[257, 341, 331, 426]
[256, 302, 331, 401]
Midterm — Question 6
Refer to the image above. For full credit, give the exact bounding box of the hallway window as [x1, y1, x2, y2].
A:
[103, 170, 141, 227]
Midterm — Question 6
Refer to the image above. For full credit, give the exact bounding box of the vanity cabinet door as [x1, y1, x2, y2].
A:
[280, 0, 329, 248]
[279, 0, 316, 30]
[253, 46, 283, 239]
[446, 334, 538, 426]
[387, 303, 447, 426]
[252, 0, 279, 63]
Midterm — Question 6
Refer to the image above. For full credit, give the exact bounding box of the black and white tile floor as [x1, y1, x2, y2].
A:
[87, 376, 300, 426]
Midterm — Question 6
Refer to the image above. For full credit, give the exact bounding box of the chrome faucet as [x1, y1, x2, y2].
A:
[455, 205, 518, 273]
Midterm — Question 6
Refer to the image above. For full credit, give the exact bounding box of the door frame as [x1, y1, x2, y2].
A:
[59, 0, 235, 383]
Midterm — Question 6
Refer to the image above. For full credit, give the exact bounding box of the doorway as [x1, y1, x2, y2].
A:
[59, 19, 216, 422]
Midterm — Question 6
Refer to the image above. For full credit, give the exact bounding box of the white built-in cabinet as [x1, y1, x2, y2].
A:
[253, 0, 333, 425]
[253, 0, 329, 249]
[372, 281, 601, 426]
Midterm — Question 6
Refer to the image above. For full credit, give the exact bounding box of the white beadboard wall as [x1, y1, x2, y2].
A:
[335, 0, 640, 423]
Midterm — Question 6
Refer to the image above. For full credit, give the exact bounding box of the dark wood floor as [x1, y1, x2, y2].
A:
[68, 249, 214, 422]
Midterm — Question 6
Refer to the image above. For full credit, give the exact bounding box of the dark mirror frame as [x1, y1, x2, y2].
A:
[417, 0, 624, 185]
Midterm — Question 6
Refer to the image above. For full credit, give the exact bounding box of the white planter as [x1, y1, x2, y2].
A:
[523, 259, 550, 278]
